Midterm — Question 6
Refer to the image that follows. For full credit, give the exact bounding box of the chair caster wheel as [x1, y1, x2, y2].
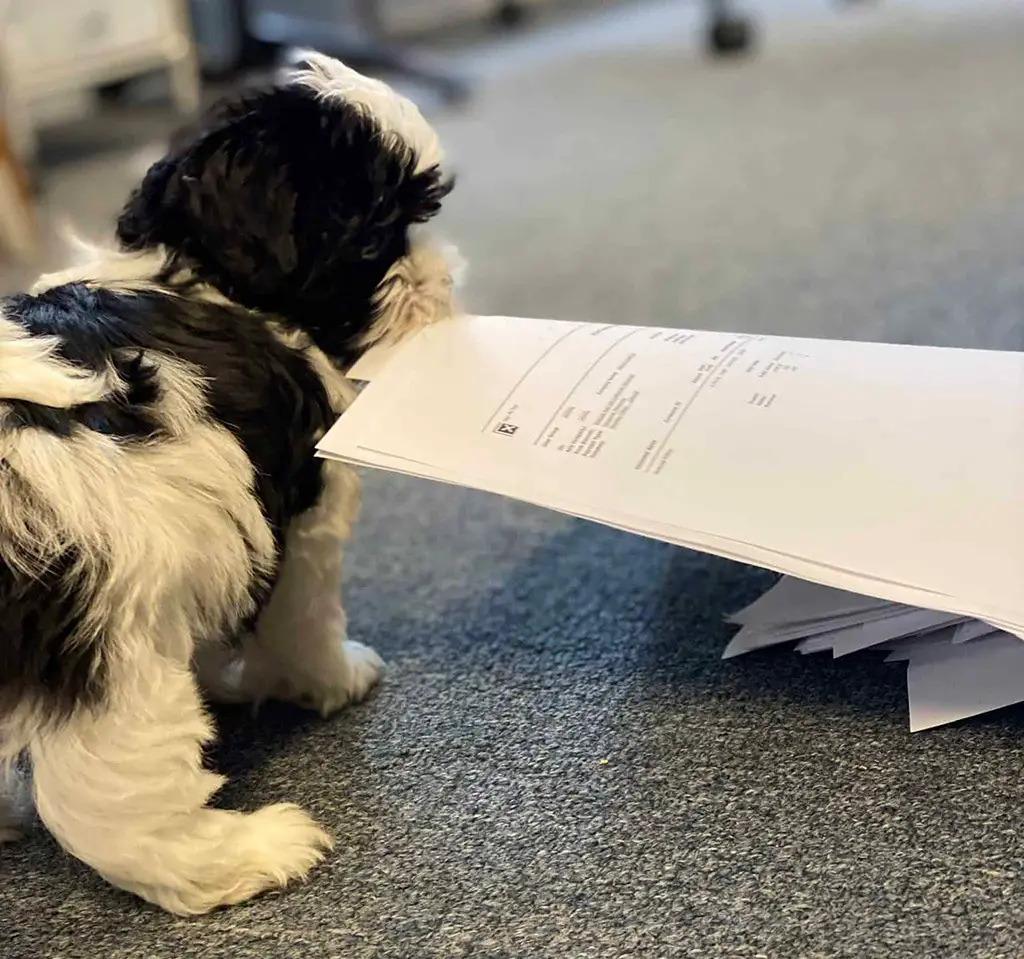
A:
[495, 2, 528, 28]
[708, 15, 755, 56]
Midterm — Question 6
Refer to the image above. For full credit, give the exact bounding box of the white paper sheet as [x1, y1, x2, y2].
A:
[722, 605, 908, 658]
[952, 620, 1002, 645]
[727, 576, 893, 628]
[724, 575, 1022, 728]
[348, 341, 399, 382]
[795, 609, 966, 658]
[323, 314, 1024, 635]
[902, 634, 1024, 732]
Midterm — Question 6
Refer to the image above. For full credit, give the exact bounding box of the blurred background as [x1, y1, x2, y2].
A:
[0, 0, 1021, 353]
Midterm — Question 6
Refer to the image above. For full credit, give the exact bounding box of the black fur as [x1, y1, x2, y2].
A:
[0, 283, 338, 721]
[4, 351, 162, 440]
[4, 283, 335, 543]
[0, 67, 452, 730]
[116, 82, 452, 367]
[0, 542, 107, 723]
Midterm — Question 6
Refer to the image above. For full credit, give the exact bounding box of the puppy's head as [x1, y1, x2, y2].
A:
[116, 54, 460, 365]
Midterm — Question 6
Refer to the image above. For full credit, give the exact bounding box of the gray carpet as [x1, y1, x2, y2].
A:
[4, 3, 1024, 957]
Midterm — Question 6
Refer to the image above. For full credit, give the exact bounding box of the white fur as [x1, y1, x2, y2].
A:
[0, 314, 117, 407]
[30, 651, 332, 915]
[1, 55, 461, 915]
[361, 234, 465, 350]
[31, 236, 169, 295]
[194, 323, 383, 716]
[292, 51, 445, 174]
[0, 256, 399, 913]
[196, 459, 383, 717]
[0, 353, 277, 753]
[0, 305, 364, 912]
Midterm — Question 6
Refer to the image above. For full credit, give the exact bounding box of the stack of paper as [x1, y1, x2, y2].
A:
[319, 314, 1024, 730]
[725, 576, 1024, 730]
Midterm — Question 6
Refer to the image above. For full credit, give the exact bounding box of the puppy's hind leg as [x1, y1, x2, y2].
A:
[30, 651, 331, 916]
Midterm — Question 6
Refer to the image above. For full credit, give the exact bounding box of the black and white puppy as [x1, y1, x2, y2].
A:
[0, 54, 459, 915]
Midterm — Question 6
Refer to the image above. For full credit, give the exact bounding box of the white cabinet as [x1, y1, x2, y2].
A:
[1, 0, 200, 162]
[6, 2, 167, 71]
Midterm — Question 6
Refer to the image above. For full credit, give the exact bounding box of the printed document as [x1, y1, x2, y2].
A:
[319, 314, 1024, 640]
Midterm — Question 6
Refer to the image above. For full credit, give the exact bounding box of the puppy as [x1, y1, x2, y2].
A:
[0, 54, 459, 915]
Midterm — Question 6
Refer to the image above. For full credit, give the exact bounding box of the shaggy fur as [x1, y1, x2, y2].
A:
[0, 54, 459, 915]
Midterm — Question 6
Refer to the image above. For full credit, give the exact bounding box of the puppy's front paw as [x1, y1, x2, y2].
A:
[291, 641, 384, 718]
[342, 640, 385, 701]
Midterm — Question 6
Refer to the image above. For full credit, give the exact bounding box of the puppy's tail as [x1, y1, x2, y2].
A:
[0, 315, 113, 407]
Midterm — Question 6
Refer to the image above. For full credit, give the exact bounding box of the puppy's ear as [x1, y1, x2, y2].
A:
[116, 62, 452, 358]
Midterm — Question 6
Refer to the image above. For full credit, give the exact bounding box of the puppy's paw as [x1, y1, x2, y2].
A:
[292, 641, 384, 717]
[341, 640, 386, 701]
[200, 639, 384, 716]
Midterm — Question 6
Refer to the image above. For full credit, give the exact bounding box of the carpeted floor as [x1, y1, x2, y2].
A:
[3, 2, 1024, 957]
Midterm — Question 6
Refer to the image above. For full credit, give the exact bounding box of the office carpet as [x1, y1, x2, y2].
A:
[3, 2, 1024, 956]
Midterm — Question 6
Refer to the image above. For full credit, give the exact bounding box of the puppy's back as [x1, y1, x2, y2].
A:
[0, 280, 334, 746]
